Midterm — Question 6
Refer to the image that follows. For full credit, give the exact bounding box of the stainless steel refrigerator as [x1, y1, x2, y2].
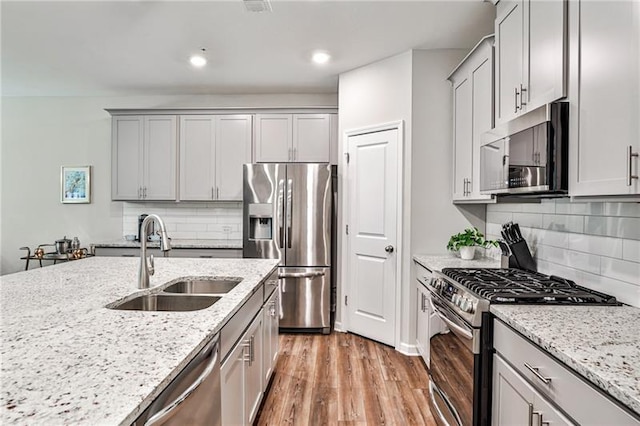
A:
[243, 163, 332, 334]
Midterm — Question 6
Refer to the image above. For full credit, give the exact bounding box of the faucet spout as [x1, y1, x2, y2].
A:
[138, 214, 171, 289]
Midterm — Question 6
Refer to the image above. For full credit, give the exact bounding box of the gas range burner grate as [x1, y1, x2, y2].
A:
[441, 268, 618, 305]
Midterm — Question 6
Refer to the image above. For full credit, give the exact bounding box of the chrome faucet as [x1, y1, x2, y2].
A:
[138, 214, 171, 289]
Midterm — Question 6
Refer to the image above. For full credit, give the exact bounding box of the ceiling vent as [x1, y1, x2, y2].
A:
[243, 0, 272, 13]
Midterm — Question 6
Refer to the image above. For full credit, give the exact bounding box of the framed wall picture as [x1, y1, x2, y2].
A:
[61, 166, 91, 203]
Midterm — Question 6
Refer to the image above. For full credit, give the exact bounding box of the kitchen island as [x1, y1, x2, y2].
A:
[0, 256, 278, 425]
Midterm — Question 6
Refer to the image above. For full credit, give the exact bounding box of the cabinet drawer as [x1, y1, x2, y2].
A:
[493, 319, 639, 425]
[221, 286, 263, 362]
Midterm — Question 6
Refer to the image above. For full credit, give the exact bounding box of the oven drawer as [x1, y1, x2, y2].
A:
[493, 319, 638, 425]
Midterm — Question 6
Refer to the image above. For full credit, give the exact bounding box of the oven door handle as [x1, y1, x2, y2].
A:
[429, 297, 473, 341]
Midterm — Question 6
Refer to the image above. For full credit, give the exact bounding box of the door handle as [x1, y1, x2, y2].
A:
[385, 245, 394, 253]
[286, 178, 293, 249]
[278, 271, 325, 279]
[278, 179, 285, 248]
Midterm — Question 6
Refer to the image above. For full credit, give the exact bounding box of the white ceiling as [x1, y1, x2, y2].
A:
[1, 0, 495, 97]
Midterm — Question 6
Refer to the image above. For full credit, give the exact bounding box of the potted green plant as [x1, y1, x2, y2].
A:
[446, 227, 498, 260]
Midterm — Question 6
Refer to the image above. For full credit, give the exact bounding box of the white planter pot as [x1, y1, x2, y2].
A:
[460, 246, 476, 260]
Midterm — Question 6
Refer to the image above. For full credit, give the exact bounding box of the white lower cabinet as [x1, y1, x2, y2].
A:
[415, 283, 430, 366]
[263, 289, 280, 384]
[493, 319, 639, 425]
[221, 310, 264, 426]
[493, 354, 573, 426]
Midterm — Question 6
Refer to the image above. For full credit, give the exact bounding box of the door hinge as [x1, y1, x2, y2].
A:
[346, 224, 349, 235]
[345, 295, 348, 306]
[345, 152, 350, 164]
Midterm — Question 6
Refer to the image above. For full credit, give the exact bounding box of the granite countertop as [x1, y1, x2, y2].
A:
[93, 238, 243, 250]
[413, 253, 501, 271]
[491, 305, 640, 417]
[0, 256, 278, 425]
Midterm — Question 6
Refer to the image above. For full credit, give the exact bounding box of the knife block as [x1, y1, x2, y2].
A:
[508, 240, 537, 272]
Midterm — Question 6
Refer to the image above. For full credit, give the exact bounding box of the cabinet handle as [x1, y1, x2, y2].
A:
[515, 87, 520, 113]
[211, 187, 214, 200]
[143, 187, 147, 198]
[628, 145, 639, 186]
[250, 335, 255, 363]
[524, 362, 552, 385]
[293, 147, 297, 161]
[528, 403, 534, 426]
[242, 339, 251, 364]
[216, 186, 220, 200]
[288, 147, 292, 161]
[520, 84, 527, 108]
[467, 179, 471, 195]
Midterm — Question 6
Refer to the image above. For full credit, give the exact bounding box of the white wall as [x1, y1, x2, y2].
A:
[0, 93, 337, 274]
[486, 200, 640, 307]
[337, 50, 486, 352]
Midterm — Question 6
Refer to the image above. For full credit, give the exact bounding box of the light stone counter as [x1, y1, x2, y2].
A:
[0, 256, 278, 425]
[413, 253, 501, 271]
[93, 238, 243, 250]
[491, 305, 640, 417]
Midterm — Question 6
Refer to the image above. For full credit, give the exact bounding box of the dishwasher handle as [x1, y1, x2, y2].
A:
[145, 337, 219, 426]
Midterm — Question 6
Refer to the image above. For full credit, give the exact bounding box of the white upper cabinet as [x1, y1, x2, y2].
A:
[112, 115, 177, 201]
[495, 0, 566, 125]
[179, 115, 252, 201]
[569, 0, 640, 197]
[449, 36, 495, 203]
[255, 113, 335, 163]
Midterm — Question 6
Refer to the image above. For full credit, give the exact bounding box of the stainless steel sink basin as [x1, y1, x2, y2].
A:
[110, 294, 220, 311]
[163, 279, 242, 295]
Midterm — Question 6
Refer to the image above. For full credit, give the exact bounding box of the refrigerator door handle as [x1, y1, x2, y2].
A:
[278, 271, 326, 279]
[278, 179, 285, 249]
[287, 178, 293, 249]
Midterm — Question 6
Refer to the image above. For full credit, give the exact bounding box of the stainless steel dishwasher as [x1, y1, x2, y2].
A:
[134, 335, 221, 426]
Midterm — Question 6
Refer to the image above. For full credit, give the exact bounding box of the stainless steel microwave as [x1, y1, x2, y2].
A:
[480, 102, 569, 196]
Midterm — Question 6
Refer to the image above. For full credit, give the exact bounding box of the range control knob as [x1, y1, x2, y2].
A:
[460, 298, 474, 313]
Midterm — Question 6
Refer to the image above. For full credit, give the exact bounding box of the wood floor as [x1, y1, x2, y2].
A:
[255, 332, 438, 425]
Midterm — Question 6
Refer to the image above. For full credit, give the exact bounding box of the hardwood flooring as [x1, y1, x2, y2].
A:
[255, 332, 437, 425]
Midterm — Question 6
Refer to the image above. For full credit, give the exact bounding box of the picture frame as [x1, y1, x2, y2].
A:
[61, 166, 91, 204]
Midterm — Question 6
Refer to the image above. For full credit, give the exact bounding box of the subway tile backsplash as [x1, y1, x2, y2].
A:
[122, 202, 243, 240]
[486, 200, 640, 307]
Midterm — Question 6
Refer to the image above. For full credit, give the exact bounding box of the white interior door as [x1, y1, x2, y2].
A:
[346, 128, 399, 346]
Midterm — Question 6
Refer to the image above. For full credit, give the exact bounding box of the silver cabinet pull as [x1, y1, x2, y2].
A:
[628, 145, 639, 186]
[520, 83, 527, 108]
[216, 186, 220, 200]
[515, 87, 520, 112]
[524, 362, 552, 385]
[288, 147, 292, 161]
[293, 147, 297, 161]
[249, 335, 255, 363]
[144, 187, 147, 198]
[241, 339, 251, 364]
[211, 187, 214, 200]
[145, 339, 218, 426]
[138, 187, 142, 199]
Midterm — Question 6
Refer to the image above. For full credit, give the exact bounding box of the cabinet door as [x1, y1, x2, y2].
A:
[221, 338, 247, 426]
[255, 114, 292, 163]
[525, 0, 566, 112]
[245, 312, 264, 426]
[143, 115, 177, 200]
[452, 77, 473, 201]
[415, 286, 429, 366]
[179, 115, 216, 201]
[471, 55, 494, 200]
[293, 114, 331, 162]
[570, 0, 640, 196]
[112, 116, 143, 200]
[263, 290, 279, 387]
[216, 115, 252, 201]
[495, 0, 524, 125]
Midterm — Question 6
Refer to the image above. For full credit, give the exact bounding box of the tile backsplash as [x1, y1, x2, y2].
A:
[122, 202, 243, 240]
[485, 200, 640, 307]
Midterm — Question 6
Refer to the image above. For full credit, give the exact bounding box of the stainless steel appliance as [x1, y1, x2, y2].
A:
[243, 163, 332, 333]
[480, 102, 568, 196]
[423, 268, 618, 426]
[135, 335, 221, 426]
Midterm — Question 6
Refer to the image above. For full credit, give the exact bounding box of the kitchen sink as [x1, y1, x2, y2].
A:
[109, 294, 220, 311]
[163, 278, 242, 295]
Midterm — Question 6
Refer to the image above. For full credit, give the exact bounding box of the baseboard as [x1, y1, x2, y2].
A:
[333, 321, 346, 333]
[397, 341, 419, 356]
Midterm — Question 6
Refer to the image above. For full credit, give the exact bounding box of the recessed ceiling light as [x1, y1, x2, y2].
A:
[312, 51, 331, 65]
[190, 49, 207, 68]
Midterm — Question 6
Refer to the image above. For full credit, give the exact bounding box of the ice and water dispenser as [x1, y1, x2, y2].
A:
[248, 203, 273, 240]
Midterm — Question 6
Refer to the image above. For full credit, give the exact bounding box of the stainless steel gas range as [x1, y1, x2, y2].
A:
[424, 268, 619, 426]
